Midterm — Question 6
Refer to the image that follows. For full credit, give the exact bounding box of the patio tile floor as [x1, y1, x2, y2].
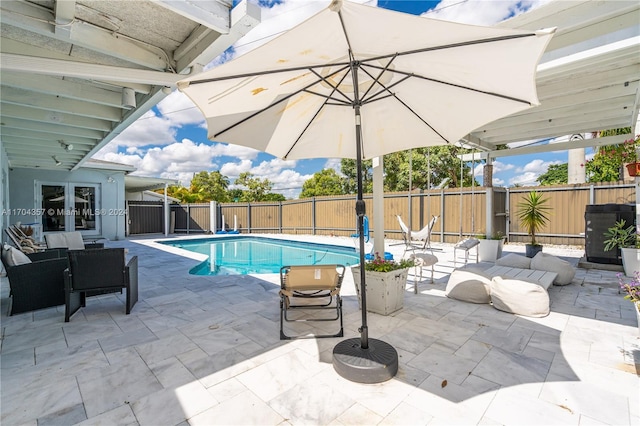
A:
[1, 235, 638, 425]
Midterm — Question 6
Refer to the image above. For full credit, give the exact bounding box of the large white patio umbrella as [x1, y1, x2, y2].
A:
[178, 0, 554, 383]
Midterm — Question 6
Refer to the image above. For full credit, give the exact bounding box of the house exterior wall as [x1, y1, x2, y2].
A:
[8, 168, 126, 241]
[0, 141, 9, 233]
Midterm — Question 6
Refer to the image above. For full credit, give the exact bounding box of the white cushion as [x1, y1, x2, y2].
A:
[495, 253, 531, 269]
[45, 233, 67, 249]
[530, 252, 575, 285]
[45, 232, 86, 250]
[64, 232, 86, 250]
[2, 245, 32, 266]
[445, 269, 492, 304]
[455, 238, 480, 249]
[490, 276, 549, 317]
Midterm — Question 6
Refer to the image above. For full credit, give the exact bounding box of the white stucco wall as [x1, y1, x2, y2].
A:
[0, 141, 9, 235]
[8, 167, 126, 241]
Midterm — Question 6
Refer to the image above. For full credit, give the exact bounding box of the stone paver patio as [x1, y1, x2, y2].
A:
[1, 235, 638, 425]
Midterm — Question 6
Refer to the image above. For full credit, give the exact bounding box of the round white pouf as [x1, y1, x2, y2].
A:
[410, 253, 438, 293]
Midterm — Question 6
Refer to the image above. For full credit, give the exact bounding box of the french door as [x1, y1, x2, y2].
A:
[38, 182, 101, 236]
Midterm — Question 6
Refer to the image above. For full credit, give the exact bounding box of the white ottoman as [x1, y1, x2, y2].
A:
[490, 276, 550, 317]
[445, 268, 492, 304]
[410, 253, 438, 294]
[530, 252, 575, 285]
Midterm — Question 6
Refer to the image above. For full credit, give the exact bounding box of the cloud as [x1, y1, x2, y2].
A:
[508, 158, 562, 186]
[425, 0, 553, 25]
[107, 110, 177, 148]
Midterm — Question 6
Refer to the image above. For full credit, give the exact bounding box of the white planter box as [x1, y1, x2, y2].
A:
[477, 239, 504, 262]
[620, 247, 640, 277]
[351, 266, 409, 315]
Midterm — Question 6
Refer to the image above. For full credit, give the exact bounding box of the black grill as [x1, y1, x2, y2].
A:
[585, 204, 635, 265]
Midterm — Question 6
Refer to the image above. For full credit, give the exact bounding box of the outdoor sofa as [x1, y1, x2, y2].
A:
[445, 252, 576, 317]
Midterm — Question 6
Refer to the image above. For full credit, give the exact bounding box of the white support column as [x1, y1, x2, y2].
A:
[568, 134, 586, 184]
[164, 183, 169, 236]
[485, 156, 493, 238]
[372, 156, 384, 256]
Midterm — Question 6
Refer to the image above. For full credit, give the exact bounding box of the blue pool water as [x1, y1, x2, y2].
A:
[160, 236, 360, 275]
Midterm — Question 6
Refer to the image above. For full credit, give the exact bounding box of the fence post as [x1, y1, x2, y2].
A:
[312, 197, 316, 235]
[247, 203, 251, 233]
[210, 201, 216, 233]
[440, 188, 445, 242]
[506, 188, 511, 242]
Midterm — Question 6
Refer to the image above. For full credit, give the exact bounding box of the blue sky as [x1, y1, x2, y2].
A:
[95, 0, 580, 199]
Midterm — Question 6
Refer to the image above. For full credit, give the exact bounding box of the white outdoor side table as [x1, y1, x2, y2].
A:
[410, 252, 438, 294]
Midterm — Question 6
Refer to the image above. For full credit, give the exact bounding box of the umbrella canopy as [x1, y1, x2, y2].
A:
[178, 0, 554, 383]
[178, 0, 554, 160]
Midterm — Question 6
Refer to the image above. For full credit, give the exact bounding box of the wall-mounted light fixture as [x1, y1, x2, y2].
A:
[122, 87, 136, 109]
[59, 140, 73, 151]
[52, 156, 62, 166]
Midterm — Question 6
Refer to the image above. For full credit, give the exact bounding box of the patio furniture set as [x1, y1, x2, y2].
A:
[1, 230, 138, 320]
[445, 251, 576, 317]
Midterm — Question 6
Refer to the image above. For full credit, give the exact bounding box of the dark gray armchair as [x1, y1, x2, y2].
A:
[64, 248, 138, 322]
[1, 247, 67, 315]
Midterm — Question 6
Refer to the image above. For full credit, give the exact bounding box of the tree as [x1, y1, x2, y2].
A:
[234, 172, 275, 201]
[191, 171, 230, 202]
[162, 185, 202, 203]
[537, 163, 568, 185]
[340, 158, 373, 194]
[299, 168, 345, 198]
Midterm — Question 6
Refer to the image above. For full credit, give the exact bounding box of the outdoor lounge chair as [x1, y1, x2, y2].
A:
[1, 245, 67, 315]
[397, 215, 439, 256]
[64, 248, 138, 322]
[279, 264, 345, 340]
[4, 227, 46, 253]
[45, 231, 104, 250]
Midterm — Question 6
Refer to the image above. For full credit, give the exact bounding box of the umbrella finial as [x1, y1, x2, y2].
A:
[329, 0, 342, 12]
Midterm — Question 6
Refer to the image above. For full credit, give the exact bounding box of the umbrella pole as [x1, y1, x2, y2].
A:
[332, 63, 398, 383]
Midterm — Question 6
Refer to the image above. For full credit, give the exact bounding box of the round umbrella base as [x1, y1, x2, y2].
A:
[332, 337, 398, 384]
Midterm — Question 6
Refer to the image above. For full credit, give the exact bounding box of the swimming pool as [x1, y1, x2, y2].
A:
[160, 236, 360, 275]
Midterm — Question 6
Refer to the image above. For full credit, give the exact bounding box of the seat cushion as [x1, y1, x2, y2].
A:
[445, 269, 492, 304]
[63, 232, 86, 250]
[2, 245, 32, 266]
[455, 238, 480, 249]
[490, 276, 549, 317]
[495, 253, 531, 269]
[530, 252, 575, 285]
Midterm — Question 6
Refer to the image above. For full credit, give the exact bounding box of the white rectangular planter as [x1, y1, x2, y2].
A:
[351, 266, 409, 315]
[620, 247, 640, 277]
[477, 239, 504, 262]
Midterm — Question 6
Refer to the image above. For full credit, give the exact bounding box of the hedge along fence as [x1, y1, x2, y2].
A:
[127, 181, 635, 247]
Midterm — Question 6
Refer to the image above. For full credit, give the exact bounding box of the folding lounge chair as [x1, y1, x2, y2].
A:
[279, 264, 346, 340]
[397, 215, 439, 256]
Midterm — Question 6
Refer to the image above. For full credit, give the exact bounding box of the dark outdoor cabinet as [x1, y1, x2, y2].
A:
[585, 204, 635, 264]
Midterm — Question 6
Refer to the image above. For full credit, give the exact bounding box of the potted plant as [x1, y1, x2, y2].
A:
[351, 253, 414, 315]
[603, 219, 640, 277]
[617, 271, 640, 335]
[477, 231, 505, 262]
[605, 135, 640, 177]
[516, 191, 551, 258]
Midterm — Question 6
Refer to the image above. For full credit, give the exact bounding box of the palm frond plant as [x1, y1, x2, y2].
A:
[516, 191, 551, 257]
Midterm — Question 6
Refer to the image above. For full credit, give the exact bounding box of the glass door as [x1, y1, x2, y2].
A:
[39, 182, 101, 235]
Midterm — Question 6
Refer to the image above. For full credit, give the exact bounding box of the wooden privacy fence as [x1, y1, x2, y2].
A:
[126, 182, 635, 247]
